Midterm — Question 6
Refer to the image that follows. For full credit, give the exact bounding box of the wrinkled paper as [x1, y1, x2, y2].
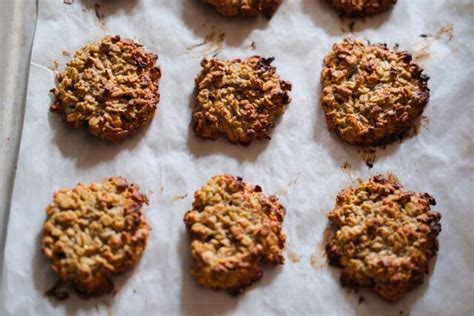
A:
[1, 0, 474, 315]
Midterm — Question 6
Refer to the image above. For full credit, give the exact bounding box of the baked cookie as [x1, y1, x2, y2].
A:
[193, 56, 292, 145]
[202, 0, 282, 18]
[320, 37, 429, 146]
[50, 35, 161, 142]
[326, 174, 441, 302]
[328, 0, 396, 16]
[41, 177, 150, 298]
[183, 175, 286, 293]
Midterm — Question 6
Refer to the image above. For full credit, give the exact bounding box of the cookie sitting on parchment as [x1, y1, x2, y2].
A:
[193, 56, 292, 145]
[183, 174, 286, 294]
[202, 0, 282, 18]
[326, 174, 441, 302]
[50, 35, 161, 142]
[328, 0, 397, 16]
[320, 37, 429, 146]
[41, 177, 151, 298]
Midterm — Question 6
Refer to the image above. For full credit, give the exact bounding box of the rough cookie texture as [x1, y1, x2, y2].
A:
[51, 35, 161, 142]
[320, 37, 429, 146]
[202, 0, 282, 18]
[193, 56, 292, 145]
[328, 0, 396, 16]
[326, 174, 441, 302]
[183, 175, 286, 293]
[41, 177, 150, 297]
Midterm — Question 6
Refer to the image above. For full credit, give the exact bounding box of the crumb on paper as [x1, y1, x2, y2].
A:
[250, 41, 257, 50]
[287, 250, 301, 263]
[357, 148, 376, 168]
[340, 162, 353, 181]
[49, 60, 59, 71]
[394, 43, 399, 50]
[63, 0, 74, 4]
[172, 194, 188, 202]
[358, 296, 365, 304]
[62, 51, 70, 57]
[160, 186, 165, 194]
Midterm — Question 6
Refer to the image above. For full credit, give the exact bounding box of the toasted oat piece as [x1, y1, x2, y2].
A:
[320, 37, 429, 146]
[202, 0, 282, 18]
[50, 35, 161, 142]
[41, 177, 150, 298]
[328, 0, 396, 16]
[183, 175, 286, 293]
[326, 174, 441, 302]
[193, 56, 291, 145]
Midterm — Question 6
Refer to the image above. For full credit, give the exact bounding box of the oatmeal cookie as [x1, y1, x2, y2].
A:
[202, 0, 282, 18]
[320, 37, 429, 146]
[328, 0, 396, 16]
[50, 35, 161, 142]
[326, 174, 441, 302]
[183, 175, 286, 293]
[41, 177, 151, 297]
[193, 56, 292, 145]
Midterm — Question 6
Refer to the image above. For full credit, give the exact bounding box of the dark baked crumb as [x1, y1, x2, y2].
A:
[326, 174, 442, 302]
[183, 174, 286, 293]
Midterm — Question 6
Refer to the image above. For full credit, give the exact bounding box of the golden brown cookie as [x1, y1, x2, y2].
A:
[202, 0, 282, 18]
[50, 35, 161, 142]
[193, 56, 292, 145]
[328, 0, 396, 16]
[183, 175, 286, 293]
[326, 174, 441, 302]
[320, 37, 429, 146]
[41, 177, 150, 298]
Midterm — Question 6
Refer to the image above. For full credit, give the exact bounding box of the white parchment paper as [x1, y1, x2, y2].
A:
[2, 0, 474, 315]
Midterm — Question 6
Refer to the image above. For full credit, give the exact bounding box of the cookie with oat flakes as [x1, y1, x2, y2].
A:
[320, 37, 429, 146]
[326, 174, 441, 302]
[41, 177, 150, 298]
[328, 0, 396, 16]
[50, 35, 161, 142]
[183, 174, 286, 294]
[193, 56, 291, 145]
[202, 0, 282, 18]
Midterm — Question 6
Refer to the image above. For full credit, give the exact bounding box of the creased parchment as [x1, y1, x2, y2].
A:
[1, 0, 473, 315]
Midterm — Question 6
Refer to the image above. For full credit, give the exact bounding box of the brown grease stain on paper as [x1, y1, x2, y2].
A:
[310, 225, 333, 270]
[172, 194, 188, 202]
[414, 24, 454, 61]
[187, 28, 226, 57]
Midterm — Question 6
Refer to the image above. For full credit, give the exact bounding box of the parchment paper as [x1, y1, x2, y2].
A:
[1, 0, 473, 315]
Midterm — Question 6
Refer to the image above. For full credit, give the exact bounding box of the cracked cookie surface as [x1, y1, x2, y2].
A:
[193, 56, 291, 145]
[328, 0, 396, 16]
[184, 174, 286, 293]
[202, 0, 282, 18]
[51, 35, 161, 142]
[326, 174, 441, 302]
[41, 177, 150, 297]
[320, 37, 429, 146]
